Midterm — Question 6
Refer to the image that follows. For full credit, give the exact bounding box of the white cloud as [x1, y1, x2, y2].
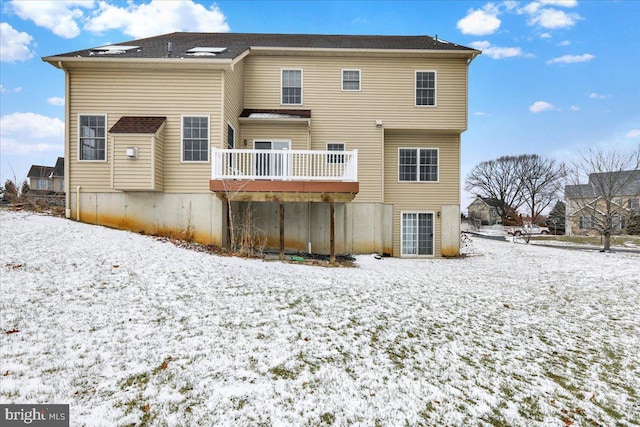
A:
[540, 32, 552, 39]
[0, 113, 64, 145]
[547, 53, 594, 64]
[529, 7, 580, 29]
[457, 5, 501, 36]
[10, 0, 94, 39]
[570, 105, 580, 111]
[470, 40, 525, 59]
[473, 112, 491, 116]
[529, 101, 556, 113]
[520, 2, 581, 29]
[588, 93, 606, 99]
[558, 40, 571, 46]
[0, 85, 23, 93]
[47, 97, 66, 106]
[85, 0, 229, 39]
[540, 0, 578, 7]
[625, 129, 640, 139]
[0, 23, 34, 62]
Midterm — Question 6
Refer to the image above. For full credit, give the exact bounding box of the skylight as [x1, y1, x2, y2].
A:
[92, 45, 140, 52]
[186, 47, 227, 55]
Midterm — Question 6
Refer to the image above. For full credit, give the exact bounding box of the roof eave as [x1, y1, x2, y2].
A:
[249, 46, 480, 59]
[42, 56, 236, 71]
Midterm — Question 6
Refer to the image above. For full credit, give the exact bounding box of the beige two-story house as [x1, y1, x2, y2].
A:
[43, 32, 479, 258]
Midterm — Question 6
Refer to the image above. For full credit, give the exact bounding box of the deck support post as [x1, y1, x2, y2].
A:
[279, 202, 285, 260]
[330, 200, 335, 264]
[225, 199, 232, 251]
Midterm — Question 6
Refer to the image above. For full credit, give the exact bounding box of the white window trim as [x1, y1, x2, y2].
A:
[252, 139, 292, 149]
[397, 147, 440, 183]
[326, 142, 346, 164]
[281, 68, 303, 105]
[77, 113, 108, 162]
[400, 210, 435, 258]
[341, 69, 361, 92]
[415, 70, 437, 107]
[326, 142, 346, 150]
[181, 114, 210, 163]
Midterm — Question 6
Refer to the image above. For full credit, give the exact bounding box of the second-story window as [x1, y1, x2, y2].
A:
[182, 115, 209, 162]
[282, 69, 302, 104]
[416, 71, 436, 106]
[342, 69, 360, 91]
[398, 148, 438, 182]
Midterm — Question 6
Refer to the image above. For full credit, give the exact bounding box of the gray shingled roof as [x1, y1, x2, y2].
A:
[52, 157, 64, 178]
[565, 170, 640, 198]
[27, 165, 54, 179]
[45, 32, 478, 60]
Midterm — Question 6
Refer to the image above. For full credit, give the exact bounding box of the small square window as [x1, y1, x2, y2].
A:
[342, 69, 360, 91]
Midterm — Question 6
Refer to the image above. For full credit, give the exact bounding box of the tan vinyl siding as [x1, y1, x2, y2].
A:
[68, 68, 222, 193]
[154, 130, 164, 191]
[243, 55, 468, 203]
[223, 61, 245, 148]
[383, 131, 461, 256]
[239, 122, 309, 150]
[112, 134, 154, 191]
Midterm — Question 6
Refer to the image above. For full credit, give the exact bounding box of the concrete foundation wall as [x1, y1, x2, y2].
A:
[230, 201, 393, 255]
[71, 192, 224, 245]
[441, 204, 461, 256]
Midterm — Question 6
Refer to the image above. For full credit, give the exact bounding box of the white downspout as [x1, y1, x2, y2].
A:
[76, 186, 81, 221]
[307, 120, 312, 254]
[59, 61, 72, 218]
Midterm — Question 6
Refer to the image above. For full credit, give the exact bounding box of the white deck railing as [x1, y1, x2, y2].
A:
[211, 148, 358, 181]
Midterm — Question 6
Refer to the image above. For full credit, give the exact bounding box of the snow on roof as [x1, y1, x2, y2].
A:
[248, 113, 304, 119]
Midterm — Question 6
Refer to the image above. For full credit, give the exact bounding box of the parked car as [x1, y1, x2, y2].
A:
[508, 225, 550, 236]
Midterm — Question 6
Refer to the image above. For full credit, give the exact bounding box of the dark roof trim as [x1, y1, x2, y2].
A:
[109, 116, 167, 134]
[240, 109, 311, 119]
[44, 32, 480, 62]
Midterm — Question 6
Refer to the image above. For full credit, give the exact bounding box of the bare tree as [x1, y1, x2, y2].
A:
[520, 155, 566, 223]
[465, 155, 527, 221]
[565, 146, 640, 251]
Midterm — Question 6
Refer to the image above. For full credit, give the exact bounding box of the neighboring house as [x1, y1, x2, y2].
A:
[43, 32, 480, 257]
[467, 196, 502, 225]
[565, 170, 640, 236]
[27, 157, 65, 193]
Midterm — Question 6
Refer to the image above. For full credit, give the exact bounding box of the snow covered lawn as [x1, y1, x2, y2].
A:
[1, 211, 638, 426]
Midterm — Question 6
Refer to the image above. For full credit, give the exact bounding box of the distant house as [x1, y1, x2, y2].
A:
[565, 170, 640, 236]
[27, 157, 65, 193]
[467, 196, 502, 225]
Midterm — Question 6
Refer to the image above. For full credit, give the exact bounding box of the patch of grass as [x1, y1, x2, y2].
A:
[120, 372, 150, 390]
[319, 412, 336, 425]
[268, 365, 298, 380]
[531, 235, 640, 246]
